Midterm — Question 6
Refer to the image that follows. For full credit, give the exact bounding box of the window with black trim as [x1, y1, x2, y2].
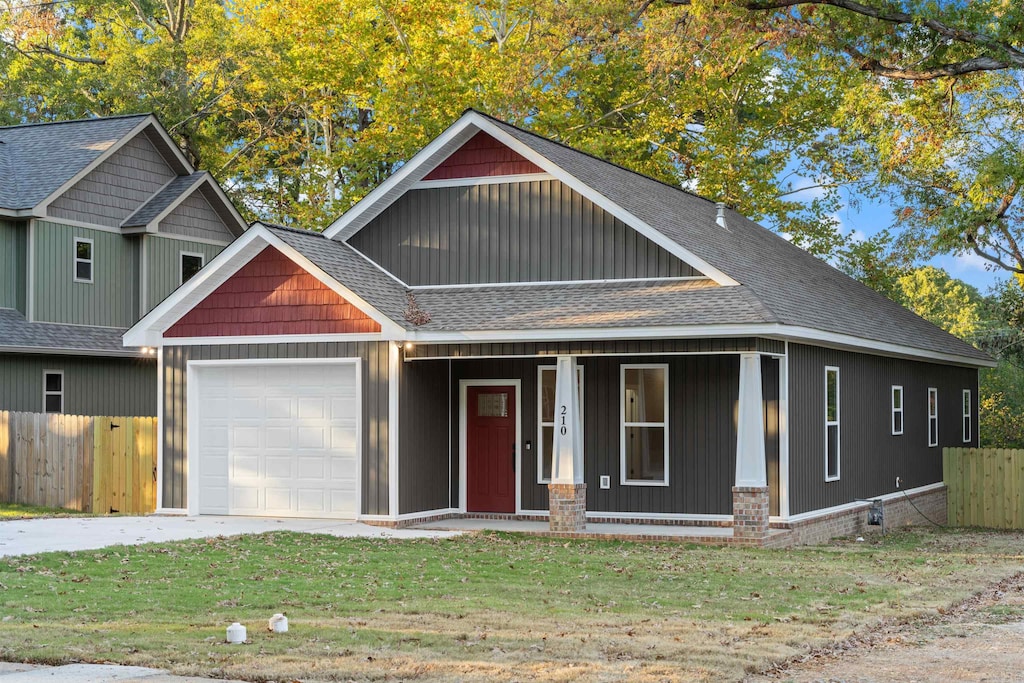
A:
[43, 371, 63, 413]
[74, 238, 93, 283]
[825, 366, 840, 481]
[891, 385, 904, 435]
[621, 364, 668, 486]
[538, 365, 584, 483]
[180, 252, 204, 284]
[928, 387, 939, 447]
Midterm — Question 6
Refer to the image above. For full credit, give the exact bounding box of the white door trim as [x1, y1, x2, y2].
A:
[458, 378, 522, 515]
[186, 357, 363, 517]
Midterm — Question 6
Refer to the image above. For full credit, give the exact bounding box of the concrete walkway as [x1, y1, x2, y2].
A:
[0, 663, 246, 682]
[0, 515, 460, 557]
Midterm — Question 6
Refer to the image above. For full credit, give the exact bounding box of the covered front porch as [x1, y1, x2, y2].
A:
[396, 337, 786, 543]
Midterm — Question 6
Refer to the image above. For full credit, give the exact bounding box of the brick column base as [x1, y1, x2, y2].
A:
[732, 485, 770, 541]
[549, 483, 587, 532]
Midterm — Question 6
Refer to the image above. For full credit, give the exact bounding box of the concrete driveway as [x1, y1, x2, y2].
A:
[0, 515, 460, 557]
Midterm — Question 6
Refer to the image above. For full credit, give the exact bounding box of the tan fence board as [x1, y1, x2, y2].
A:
[944, 447, 1024, 529]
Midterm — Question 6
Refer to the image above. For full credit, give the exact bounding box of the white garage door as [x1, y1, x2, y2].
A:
[192, 362, 360, 518]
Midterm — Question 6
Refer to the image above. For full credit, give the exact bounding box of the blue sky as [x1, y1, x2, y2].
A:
[830, 192, 1006, 294]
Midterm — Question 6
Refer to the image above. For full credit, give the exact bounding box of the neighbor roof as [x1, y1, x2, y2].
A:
[0, 115, 151, 210]
[121, 172, 206, 228]
[0, 308, 141, 356]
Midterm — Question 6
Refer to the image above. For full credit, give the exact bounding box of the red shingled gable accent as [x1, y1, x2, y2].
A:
[165, 246, 381, 337]
[423, 131, 543, 180]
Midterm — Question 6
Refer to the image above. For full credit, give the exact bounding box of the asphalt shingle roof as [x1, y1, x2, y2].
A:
[121, 172, 206, 228]
[0, 115, 150, 210]
[480, 114, 990, 363]
[0, 308, 136, 355]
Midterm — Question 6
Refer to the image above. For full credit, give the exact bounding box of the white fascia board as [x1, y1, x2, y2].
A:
[411, 172, 555, 189]
[0, 208, 39, 218]
[162, 333, 385, 346]
[323, 115, 481, 239]
[124, 223, 406, 347]
[406, 322, 993, 367]
[37, 117, 157, 213]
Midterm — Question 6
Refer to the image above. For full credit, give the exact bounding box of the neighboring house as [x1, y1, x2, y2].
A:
[126, 110, 993, 544]
[0, 115, 247, 416]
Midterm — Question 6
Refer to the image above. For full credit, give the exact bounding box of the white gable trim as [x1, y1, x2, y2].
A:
[123, 223, 404, 347]
[37, 118, 194, 214]
[323, 111, 738, 286]
[411, 172, 555, 189]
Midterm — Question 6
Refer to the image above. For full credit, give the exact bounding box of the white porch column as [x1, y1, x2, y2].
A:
[549, 354, 586, 532]
[734, 352, 769, 543]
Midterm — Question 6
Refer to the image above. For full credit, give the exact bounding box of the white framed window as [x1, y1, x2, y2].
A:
[825, 366, 840, 481]
[537, 365, 584, 484]
[43, 370, 63, 414]
[620, 364, 669, 486]
[891, 385, 904, 435]
[73, 237, 93, 283]
[962, 389, 971, 444]
[180, 251, 204, 285]
[928, 387, 939, 447]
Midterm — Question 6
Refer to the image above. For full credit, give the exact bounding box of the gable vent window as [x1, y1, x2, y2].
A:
[74, 238, 93, 283]
[891, 385, 904, 435]
[180, 252, 204, 285]
[928, 387, 939, 447]
[538, 365, 584, 484]
[962, 389, 972, 444]
[620, 364, 669, 486]
[43, 370, 63, 414]
[825, 366, 840, 481]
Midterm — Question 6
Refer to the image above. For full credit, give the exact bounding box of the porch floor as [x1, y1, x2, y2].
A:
[411, 518, 792, 546]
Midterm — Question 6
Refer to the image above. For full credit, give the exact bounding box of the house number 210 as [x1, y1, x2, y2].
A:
[560, 405, 567, 435]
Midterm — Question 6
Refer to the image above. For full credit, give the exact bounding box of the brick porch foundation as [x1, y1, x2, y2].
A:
[548, 483, 587, 532]
[732, 485, 770, 541]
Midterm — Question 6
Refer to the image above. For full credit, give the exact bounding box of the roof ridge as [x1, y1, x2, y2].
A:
[261, 221, 325, 237]
[0, 113, 151, 131]
[469, 109, 722, 207]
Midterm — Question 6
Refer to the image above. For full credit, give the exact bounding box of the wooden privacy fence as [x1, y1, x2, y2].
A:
[944, 447, 1024, 529]
[0, 411, 157, 514]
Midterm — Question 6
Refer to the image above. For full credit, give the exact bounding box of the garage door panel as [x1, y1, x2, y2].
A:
[195, 362, 360, 519]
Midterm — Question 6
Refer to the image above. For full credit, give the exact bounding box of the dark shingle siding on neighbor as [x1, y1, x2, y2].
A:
[0, 115, 151, 210]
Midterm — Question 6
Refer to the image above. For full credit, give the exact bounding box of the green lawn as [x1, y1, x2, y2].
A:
[0, 503, 90, 520]
[0, 529, 1021, 682]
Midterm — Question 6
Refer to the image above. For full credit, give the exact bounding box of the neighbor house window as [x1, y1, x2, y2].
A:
[825, 367, 840, 481]
[621, 364, 669, 486]
[43, 370, 63, 413]
[962, 389, 972, 444]
[537, 365, 584, 483]
[891, 385, 904, 435]
[74, 237, 93, 283]
[180, 252, 204, 284]
[928, 387, 939, 447]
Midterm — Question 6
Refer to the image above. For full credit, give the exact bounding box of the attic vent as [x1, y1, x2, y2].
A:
[716, 202, 729, 230]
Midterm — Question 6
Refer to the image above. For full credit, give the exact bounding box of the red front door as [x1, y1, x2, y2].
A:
[467, 385, 516, 513]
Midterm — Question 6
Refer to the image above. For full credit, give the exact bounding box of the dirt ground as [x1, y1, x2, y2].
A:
[748, 573, 1024, 683]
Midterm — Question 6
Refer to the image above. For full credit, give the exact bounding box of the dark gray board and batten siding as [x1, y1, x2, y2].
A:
[161, 342, 391, 513]
[397, 351, 781, 517]
[787, 342, 979, 515]
[349, 180, 698, 285]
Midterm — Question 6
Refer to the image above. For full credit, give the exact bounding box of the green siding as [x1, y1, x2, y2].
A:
[0, 353, 156, 416]
[145, 236, 223, 312]
[33, 221, 137, 327]
[0, 219, 26, 312]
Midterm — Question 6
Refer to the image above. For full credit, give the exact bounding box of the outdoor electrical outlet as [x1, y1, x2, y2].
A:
[895, 476, 903, 489]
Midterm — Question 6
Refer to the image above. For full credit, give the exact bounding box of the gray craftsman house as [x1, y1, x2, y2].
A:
[126, 110, 992, 544]
[0, 115, 247, 416]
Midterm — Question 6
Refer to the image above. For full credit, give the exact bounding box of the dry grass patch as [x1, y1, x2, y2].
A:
[1, 528, 1022, 682]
